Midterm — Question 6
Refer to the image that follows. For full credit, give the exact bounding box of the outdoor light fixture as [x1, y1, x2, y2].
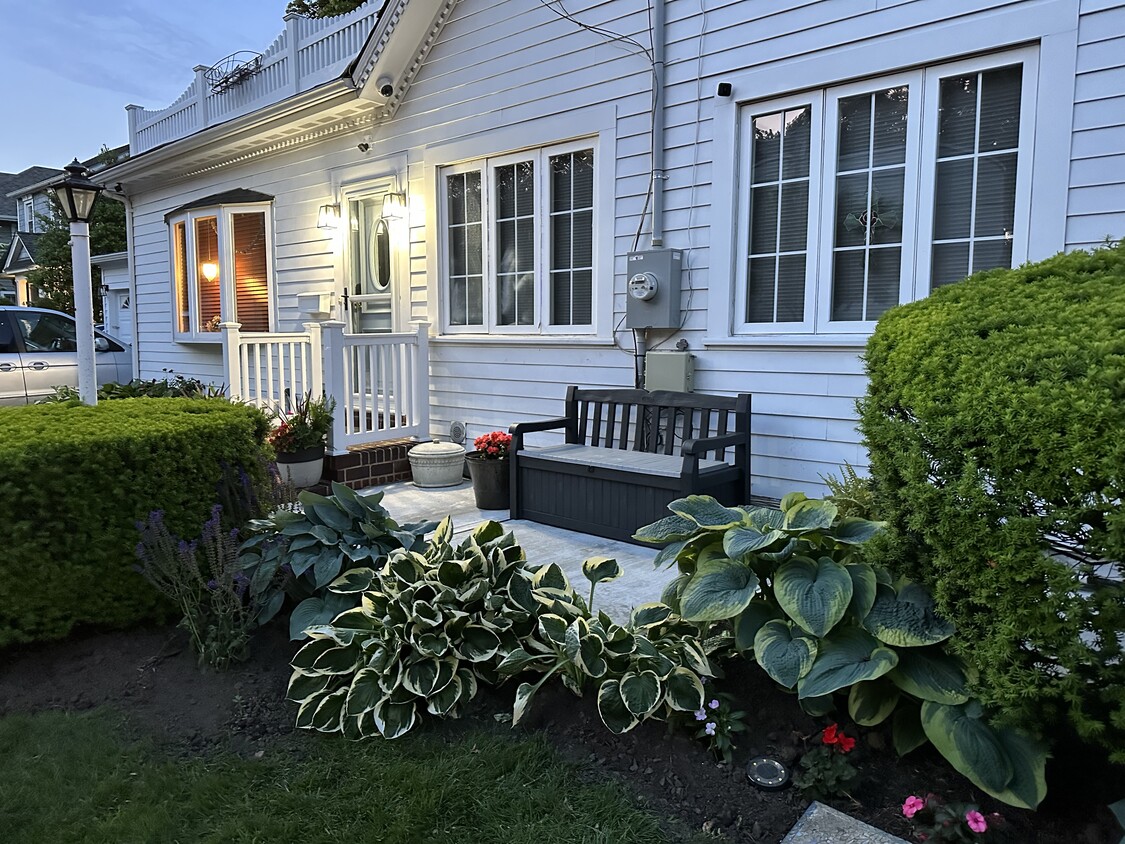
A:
[381, 191, 406, 220]
[317, 203, 341, 229]
[201, 262, 220, 282]
[746, 756, 791, 790]
[48, 159, 105, 406]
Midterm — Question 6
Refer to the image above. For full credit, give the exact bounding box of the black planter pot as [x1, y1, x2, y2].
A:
[466, 452, 510, 510]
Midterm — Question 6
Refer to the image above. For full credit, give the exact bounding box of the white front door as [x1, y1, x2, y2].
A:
[107, 290, 133, 346]
[344, 192, 397, 333]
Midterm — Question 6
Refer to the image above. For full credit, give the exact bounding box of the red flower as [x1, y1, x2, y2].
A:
[822, 723, 840, 746]
[838, 734, 856, 753]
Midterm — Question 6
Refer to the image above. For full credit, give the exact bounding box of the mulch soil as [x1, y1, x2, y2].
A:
[0, 623, 1120, 843]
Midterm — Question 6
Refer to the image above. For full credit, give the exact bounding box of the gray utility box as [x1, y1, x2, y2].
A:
[625, 248, 682, 329]
[645, 350, 695, 392]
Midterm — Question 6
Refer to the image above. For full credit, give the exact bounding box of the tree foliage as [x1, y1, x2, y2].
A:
[286, 0, 366, 17]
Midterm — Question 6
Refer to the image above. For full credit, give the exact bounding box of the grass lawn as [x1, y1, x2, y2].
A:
[0, 710, 695, 844]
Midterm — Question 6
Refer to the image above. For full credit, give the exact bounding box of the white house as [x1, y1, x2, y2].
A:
[97, 0, 1124, 498]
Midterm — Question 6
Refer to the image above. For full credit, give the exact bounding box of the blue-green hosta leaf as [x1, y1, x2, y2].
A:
[630, 603, 673, 629]
[833, 517, 885, 545]
[988, 727, 1049, 810]
[287, 668, 334, 704]
[512, 681, 538, 726]
[754, 620, 818, 689]
[797, 627, 899, 699]
[669, 495, 746, 530]
[373, 698, 417, 740]
[620, 670, 662, 716]
[863, 583, 956, 647]
[742, 506, 786, 531]
[847, 678, 901, 726]
[921, 701, 1014, 796]
[597, 679, 639, 734]
[426, 674, 464, 716]
[889, 647, 972, 704]
[460, 624, 500, 662]
[255, 590, 286, 626]
[723, 525, 787, 561]
[759, 538, 798, 565]
[799, 694, 836, 717]
[845, 564, 878, 621]
[328, 567, 375, 594]
[634, 514, 700, 544]
[774, 556, 853, 637]
[678, 558, 760, 622]
[659, 574, 689, 613]
[779, 492, 808, 513]
[783, 499, 839, 533]
[532, 563, 569, 591]
[734, 600, 783, 652]
[892, 699, 928, 756]
[290, 597, 329, 641]
[663, 667, 705, 712]
[308, 501, 354, 533]
[653, 539, 689, 570]
[344, 667, 384, 717]
[310, 688, 347, 733]
[582, 556, 623, 586]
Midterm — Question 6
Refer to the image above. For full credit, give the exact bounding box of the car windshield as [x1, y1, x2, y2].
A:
[15, 312, 78, 352]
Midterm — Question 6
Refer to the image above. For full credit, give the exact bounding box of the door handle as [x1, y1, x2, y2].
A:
[0, 363, 14, 372]
[27, 361, 49, 371]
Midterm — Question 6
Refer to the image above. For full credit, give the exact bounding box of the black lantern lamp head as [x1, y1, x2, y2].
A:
[50, 159, 104, 223]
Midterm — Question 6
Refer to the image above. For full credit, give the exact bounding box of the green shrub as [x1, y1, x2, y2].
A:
[43, 375, 226, 402]
[0, 399, 270, 647]
[857, 243, 1125, 762]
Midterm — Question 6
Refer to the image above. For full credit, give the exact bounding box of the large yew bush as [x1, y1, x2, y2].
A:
[858, 243, 1125, 762]
[0, 399, 270, 647]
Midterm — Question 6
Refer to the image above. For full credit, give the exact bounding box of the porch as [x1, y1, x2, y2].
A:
[220, 320, 430, 488]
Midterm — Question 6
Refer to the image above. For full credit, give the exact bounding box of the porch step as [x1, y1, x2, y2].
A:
[320, 437, 417, 491]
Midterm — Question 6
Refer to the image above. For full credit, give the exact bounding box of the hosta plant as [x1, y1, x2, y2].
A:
[497, 557, 719, 735]
[636, 493, 1049, 809]
[239, 483, 434, 639]
[288, 519, 562, 739]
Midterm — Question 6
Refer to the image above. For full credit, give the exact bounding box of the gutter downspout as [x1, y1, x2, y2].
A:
[650, 0, 666, 247]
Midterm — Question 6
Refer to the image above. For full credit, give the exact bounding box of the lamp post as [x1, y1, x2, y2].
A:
[49, 160, 104, 406]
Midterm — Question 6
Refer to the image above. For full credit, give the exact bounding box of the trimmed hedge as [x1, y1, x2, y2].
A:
[858, 243, 1125, 761]
[0, 399, 270, 648]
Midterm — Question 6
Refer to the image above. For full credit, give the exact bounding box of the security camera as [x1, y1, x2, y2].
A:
[376, 76, 394, 98]
[357, 142, 370, 152]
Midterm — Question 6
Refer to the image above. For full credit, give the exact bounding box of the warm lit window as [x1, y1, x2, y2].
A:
[440, 141, 596, 334]
[167, 202, 273, 339]
[736, 50, 1032, 334]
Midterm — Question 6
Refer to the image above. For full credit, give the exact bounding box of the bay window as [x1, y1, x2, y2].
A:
[736, 49, 1034, 335]
[441, 141, 596, 334]
[167, 198, 273, 340]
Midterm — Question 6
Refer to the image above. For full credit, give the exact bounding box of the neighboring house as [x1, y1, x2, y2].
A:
[91, 251, 132, 345]
[97, 0, 1125, 499]
[0, 166, 57, 303]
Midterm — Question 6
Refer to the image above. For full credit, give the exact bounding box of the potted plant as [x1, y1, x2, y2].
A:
[465, 430, 511, 509]
[267, 392, 336, 488]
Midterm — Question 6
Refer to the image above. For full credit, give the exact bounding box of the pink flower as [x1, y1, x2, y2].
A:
[965, 810, 987, 833]
[902, 795, 925, 819]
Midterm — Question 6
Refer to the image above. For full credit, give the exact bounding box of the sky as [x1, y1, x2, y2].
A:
[1, 0, 292, 171]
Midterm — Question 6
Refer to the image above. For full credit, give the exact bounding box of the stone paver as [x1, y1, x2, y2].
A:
[782, 802, 909, 844]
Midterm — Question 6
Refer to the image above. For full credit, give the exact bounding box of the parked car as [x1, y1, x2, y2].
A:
[0, 306, 133, 405]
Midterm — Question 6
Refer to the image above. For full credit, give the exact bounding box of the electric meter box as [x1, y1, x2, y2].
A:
[626, 248, 682, 329]
[645, 350, 695, 392]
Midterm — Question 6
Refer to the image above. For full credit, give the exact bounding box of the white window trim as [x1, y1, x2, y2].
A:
[705, 2, 1075, 346]
[437, 139, 600, 337]
[167, 202, 275, 342]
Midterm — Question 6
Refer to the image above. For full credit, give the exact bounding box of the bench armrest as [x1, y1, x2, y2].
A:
[681, 432, 745, 456]
[509, 416, 576, 451]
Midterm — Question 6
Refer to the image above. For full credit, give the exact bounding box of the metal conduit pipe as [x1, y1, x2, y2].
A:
[650, 0, 666, 247]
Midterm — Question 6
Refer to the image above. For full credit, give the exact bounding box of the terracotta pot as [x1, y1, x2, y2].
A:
[275, 444, 326, 489]
[466, 452, 510, 510]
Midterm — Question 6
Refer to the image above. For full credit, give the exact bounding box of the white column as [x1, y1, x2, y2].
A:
[219, 321, 243, 400]
[70, 221, 97, 406]
[319, 320, 347, 454]
[413, 321, 430, 440]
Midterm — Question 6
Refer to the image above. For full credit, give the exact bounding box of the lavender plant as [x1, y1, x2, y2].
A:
[135, 505, 254, 670]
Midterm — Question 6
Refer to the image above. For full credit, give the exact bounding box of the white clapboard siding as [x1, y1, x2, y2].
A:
[124, 0, 1124, 502]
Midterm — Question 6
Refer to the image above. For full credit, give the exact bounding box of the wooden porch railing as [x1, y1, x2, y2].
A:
[221, 320, 430, 454]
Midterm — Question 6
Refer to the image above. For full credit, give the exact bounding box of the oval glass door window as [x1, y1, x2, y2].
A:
[370, 218, 391, 292]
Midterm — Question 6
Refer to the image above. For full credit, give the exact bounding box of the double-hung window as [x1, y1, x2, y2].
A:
[167, 201, 274, 340]
[441, 141, 596, 334]
[736, 49, 1034, 335]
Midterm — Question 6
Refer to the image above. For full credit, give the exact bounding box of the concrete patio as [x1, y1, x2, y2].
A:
[362, 479, 674, 621]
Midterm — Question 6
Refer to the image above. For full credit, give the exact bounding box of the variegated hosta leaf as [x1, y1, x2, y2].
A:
[669, 495, 747, 530]
[345, 667, 384, 717]
[582, 556, 623, 586]
[733, 600, 782, 652]
[288, 668, 334, 703]
[921, 701, 1013, 795]
[782, 499, 839, 533]
[799, 693, 836, 717]
[659, 573, 689, 612]
[847, 678, 900, 726]
[576, 634, 608, 678]
[620, 670, 662, 716]
[779, 492, 808, 513]
[597, 679, 639, 734]
[796, 627, 899, 700]
[426, 674, 464, 716]
[723, 525, 786, 560]
[630, 603, 672, 629]
[633, 514, 699, 544]
[664, 667, 705, 711]
[888, 646, 972, 704]
[512, 681, 537, 726]
[564, 617, 590, 662]
[295, 693, 325, 730]
[497, 647, 548, 677]
[679, 639, 711, 676]
[774, 556, 852, 638]
[652, 540, 688, 570]
[678, 558, 760, 622]
[373, 698, 417, 740]
[753, 620, 817, 689]
[291, 637, 338, 671]
[328, 567, 376, 594]
[863, 583, 956, 647]
[311, 644, 363, 675]
[310, 688, 348, 732]
[532, 563, 569, 591]
[460, 625, 500, 662]
[538, 614, 568, 647]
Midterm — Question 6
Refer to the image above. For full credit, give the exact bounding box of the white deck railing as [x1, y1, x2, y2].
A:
[126, 3, 381, 154]
[221, 320, 429, 453]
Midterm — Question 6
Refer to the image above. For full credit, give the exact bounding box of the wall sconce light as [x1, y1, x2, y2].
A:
[382, 192, 406, 220]
[201, 262, 219, 282]
[317, 203, 341, 229]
